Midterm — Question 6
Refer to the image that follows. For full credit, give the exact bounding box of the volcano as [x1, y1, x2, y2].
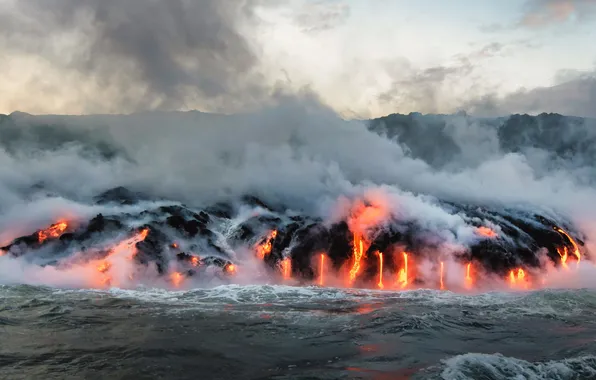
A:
[0, 186, 586, 291]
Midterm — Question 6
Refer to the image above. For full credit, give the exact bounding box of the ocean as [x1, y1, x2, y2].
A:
[2, 284, 596, 380]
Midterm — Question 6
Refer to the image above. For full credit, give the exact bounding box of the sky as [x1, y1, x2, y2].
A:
[0, 0, 595, 118]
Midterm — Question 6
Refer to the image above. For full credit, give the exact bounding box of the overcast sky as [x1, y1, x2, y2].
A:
[1, 0, 595, 118]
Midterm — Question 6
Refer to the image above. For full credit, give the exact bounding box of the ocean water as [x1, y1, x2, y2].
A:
[2, 285, 596, 380]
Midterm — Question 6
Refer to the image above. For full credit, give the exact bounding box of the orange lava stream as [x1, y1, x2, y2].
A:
[319, 254, 326, 286]
[377, 251, 384, 289]
[555, 227, 581, 268]
[38, 221, 68, 243]
[95, 228, 150, 287]
[509, 268, 529, 289]
[281, 257, 292, 280]
[465, 262, 473, 289]
[557, 247, 569, 269]
[440, 261, 445, 290]
[396, 252, 409, 288]
[349, 235, 365, 284]
[256, 230, 277, 259]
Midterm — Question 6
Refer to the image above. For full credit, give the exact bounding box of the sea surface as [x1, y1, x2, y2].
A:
[2, 285, 596, 380]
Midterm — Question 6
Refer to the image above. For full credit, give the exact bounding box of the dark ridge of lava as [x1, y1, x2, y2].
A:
[0, 187, 587, 284]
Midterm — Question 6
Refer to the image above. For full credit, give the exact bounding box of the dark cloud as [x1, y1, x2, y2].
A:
[0, 0, 270, 112]
[293, 0, 350, 33]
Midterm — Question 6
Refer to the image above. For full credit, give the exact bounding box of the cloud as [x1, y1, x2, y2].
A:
[0, 0, 275, 113]
[465, 71, 596, 118]
[292, 0, 350, 33]
[377, 43, 504, 115]
[518, 0, 596, 28]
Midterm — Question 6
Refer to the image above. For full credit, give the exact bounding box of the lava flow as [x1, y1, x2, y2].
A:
[476, 226, 497, 238]
[554, 226, 581, 267]
[256, 230, 277, 259]
[440, 261, 445, 290]
[38, 221, 69, 243]
[377, 251, 384, 289]
[319, 253, 326, 286]
[396, 252, 409, 288]
[281, 257, 292, 280]
[349, 235, 365, 284]
[509, 268, 529, 289]
[465, 263, 473, 289]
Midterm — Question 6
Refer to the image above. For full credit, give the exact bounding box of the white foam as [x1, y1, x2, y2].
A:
[440, 353, 596, 380]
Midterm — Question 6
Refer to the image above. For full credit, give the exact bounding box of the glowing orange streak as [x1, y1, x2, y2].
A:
[554, 227, 581, 267]
[38, 221, 68, 243]
[281, 257, 292, 280]
[465, 262, 473, 288]
[397, 252, 408, 288]
[349, 235, 364, 283]
[319, 254, 326, 286]
[226, 263, 236, 273]
[440, 261, 445, 290]
[509, 268, 528, 288]
[557, 247, 569, 269]
[256, 230, 277, 259]
[377, 251, 384, 289]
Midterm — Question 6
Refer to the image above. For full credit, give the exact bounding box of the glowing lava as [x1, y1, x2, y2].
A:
[319, 253, 326, 286]
[440, 261, 445, 290]
[476, 226, 497, 238]
[349, 234, 365, 284]
[256, 230, 277, 259]
[170, 272, 183, 287]
[377, 251, 384, 289]
[97, 261, 111, 273]
[38, 221, 68, 243]
[281, 257, 292, 280]
[509, 268, 528, 288]
[396, 252, 409, 289]
[225, 263, 236, 274]
[557, 247, 569, 269]
[554, 227, 581, 267]
[465, 262, 473, 289]
[191, 256, 200, 267]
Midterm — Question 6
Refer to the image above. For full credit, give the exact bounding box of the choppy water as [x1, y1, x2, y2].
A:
[2, 285, 596, 380]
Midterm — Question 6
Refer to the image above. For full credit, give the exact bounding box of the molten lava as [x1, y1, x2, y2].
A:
[170, 272, 183, 287]
[319, 253, 326, 286]
[557, 247, 569, 269]
[554, 227, 581, 267]
[256, 230, 277, 259]
[281, 257, 292, 280]
[476, 226, 497, 238]
[38, 221, 68, 243]
[191, 256, 200, 267]
[349, 234, 365, 284]
[440, 261, 445, 290]
[377, 251, 384, 289]
[225, 263, 236, 274]
[465, 262, 473, 289]
[509, 268, 529, 288]
[97, 261, 111, 273]
[396, 252, 409, 288]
